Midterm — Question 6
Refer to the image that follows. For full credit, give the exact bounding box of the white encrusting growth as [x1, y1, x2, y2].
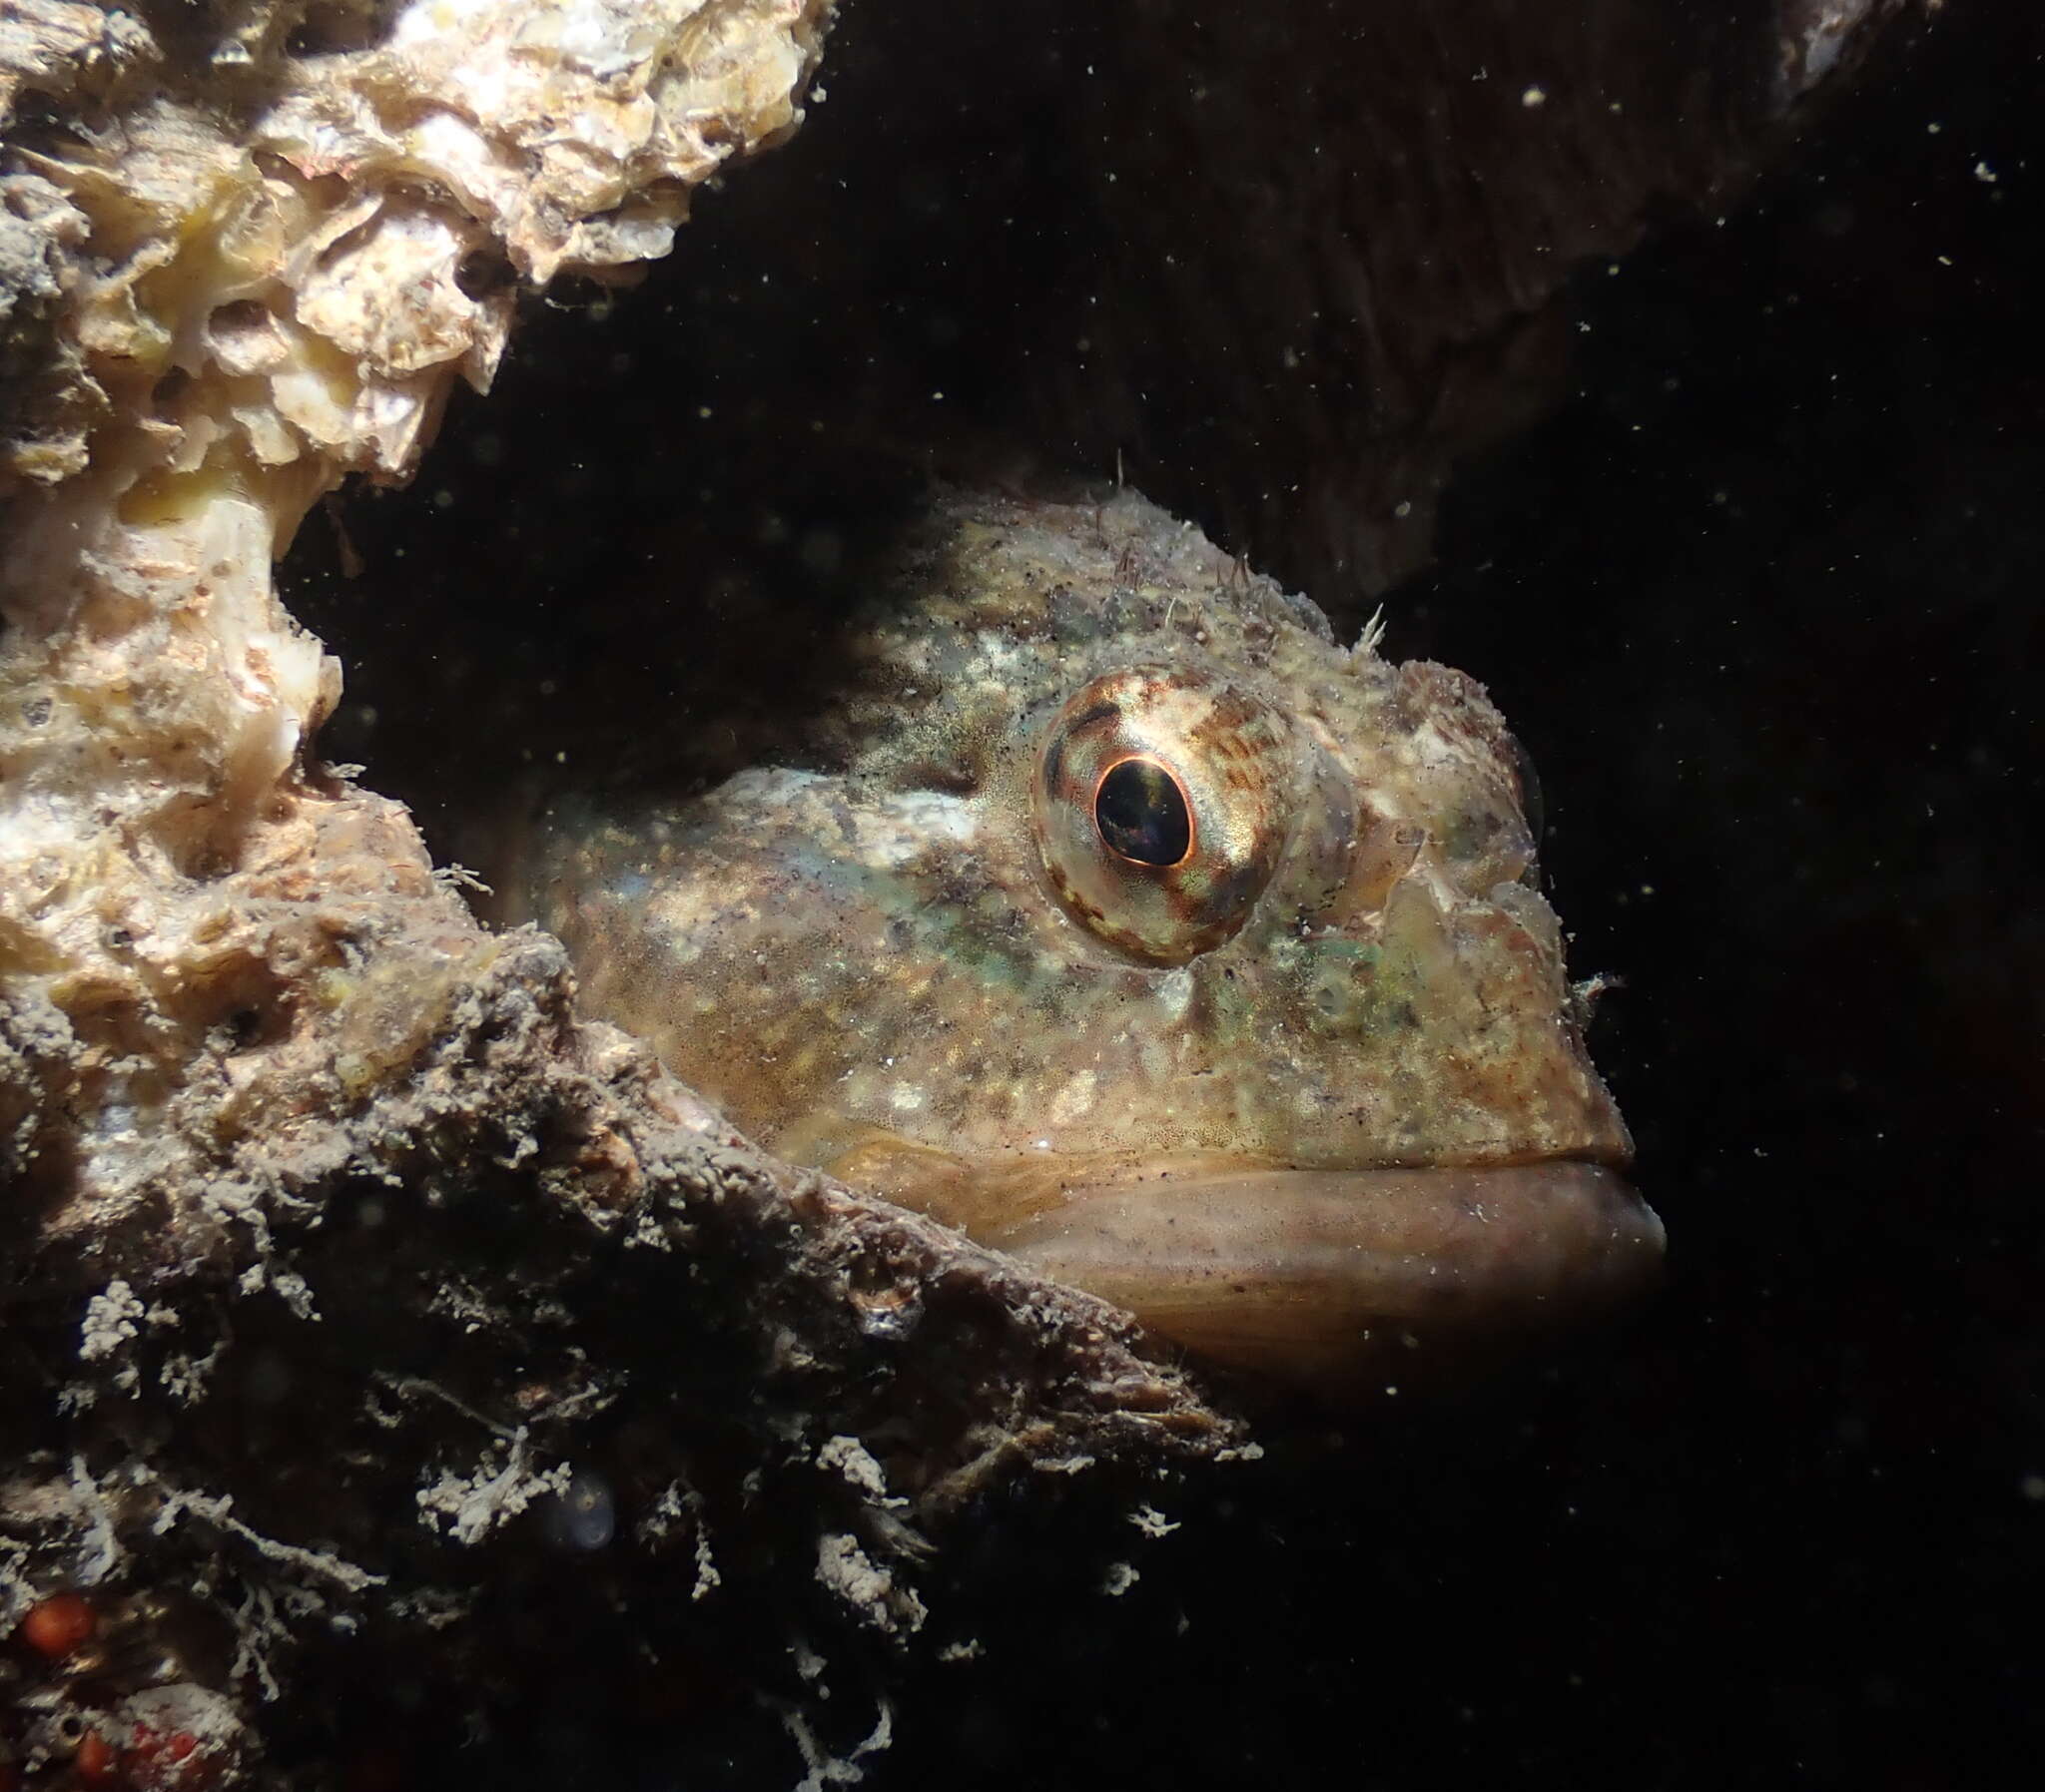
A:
[1153, 966, 1196, 1021]
[869, 789, 981, 865]
[1048, 1067, 1099, 1123]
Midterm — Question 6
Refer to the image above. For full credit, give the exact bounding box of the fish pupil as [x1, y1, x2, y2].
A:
[1094, 758, 1192, 867]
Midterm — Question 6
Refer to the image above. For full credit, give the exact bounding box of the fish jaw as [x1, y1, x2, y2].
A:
[979, 1161, 1663, 1398]
[808, 1129, 1660, 1399]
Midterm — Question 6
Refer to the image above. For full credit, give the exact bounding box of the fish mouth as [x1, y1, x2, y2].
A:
[974, 1157, 1664, 1397]
[807, 1123, 1662, 1397]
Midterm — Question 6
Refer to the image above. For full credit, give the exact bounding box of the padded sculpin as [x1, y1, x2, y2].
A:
[507, 485, 1661, 1396]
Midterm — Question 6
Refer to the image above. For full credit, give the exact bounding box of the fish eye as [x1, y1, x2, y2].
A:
[1093, 756, 1192, 867]
[1034, 668, 1293, 965]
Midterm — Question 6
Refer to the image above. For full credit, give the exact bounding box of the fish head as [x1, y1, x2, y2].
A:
[513, 485, 1660, 1396]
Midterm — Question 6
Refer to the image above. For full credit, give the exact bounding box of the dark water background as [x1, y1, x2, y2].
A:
[289, 2, 2043, 1786]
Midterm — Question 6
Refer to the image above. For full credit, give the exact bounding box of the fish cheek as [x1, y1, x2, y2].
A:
[1434, 797, 1538, 896]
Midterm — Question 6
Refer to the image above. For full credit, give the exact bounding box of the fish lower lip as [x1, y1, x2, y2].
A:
[983, 1160, 1665, 1393]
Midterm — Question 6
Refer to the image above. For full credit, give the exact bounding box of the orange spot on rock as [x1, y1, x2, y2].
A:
[73, 1730, 118, 1785]
[19, 1592, 95, 1658]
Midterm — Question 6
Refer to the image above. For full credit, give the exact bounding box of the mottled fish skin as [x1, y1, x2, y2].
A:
[506, 484, 1659, 1393]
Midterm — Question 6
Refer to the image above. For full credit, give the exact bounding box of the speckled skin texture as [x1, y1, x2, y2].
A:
[512, 485, 1658, 1386]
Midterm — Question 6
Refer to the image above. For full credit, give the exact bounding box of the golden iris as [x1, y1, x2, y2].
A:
[1033, 667, 1294, 965]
